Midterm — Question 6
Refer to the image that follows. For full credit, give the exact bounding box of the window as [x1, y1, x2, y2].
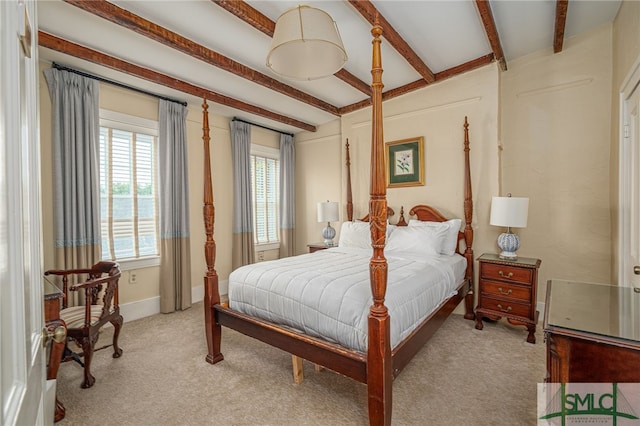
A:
[99, 110, 160, 264]
[250, 145, 280, 247]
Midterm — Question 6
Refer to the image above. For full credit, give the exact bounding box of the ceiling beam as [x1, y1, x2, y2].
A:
[213, 0, 275, 37]
[347, 0, 436, 84]
[338, 54, 495, 115]
[38, 31, 317, 132]
[554, 0, 569, 53]
[63, 0, 340, 116]
[212, 0, 371, 96]
[474, 0, 507, 71]
[434, 53, 496, 81]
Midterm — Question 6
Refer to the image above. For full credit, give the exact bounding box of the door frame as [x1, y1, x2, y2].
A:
[0, 0, 47, 424]
[618, 54, 640, 287]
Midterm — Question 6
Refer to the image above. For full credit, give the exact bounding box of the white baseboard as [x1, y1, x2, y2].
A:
[44, 380, 57, 426]
[192, 284, 204, 303]
[119, 296, 160, 323]
[119, 279, 228, 323]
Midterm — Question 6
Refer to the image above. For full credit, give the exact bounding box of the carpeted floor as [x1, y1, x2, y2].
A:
[55, 302, 546, 425]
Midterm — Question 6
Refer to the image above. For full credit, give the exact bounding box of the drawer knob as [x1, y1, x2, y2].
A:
[498, 287, 512, 296]
[498, 270, 514, 279]
[496, 304, 512, 313]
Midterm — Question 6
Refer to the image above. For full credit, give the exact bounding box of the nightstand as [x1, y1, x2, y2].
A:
[475, 253, 541, 343]
[307, 243, 333, 253]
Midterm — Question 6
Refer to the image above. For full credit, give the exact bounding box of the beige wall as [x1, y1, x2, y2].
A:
[339, 64, 500, 261]
[294, 118, 343, 254]
[296, 23, 617, 307]
[295, 65, 500, 314]
[611, 1, 640, 282]
[501, 24, 613, 299]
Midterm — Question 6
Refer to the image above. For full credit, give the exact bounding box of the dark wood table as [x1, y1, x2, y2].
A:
[44, 278, 66, 422]
[544, 279, 640, 382]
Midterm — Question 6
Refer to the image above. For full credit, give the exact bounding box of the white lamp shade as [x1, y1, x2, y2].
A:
[490, 196, 529, 228]
[317, 201, 339, 223]
[267, 5, 347, 80]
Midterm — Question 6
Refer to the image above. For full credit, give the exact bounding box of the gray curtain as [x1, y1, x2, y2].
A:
[44, 68, 101, 306]
[158, 100, 191, 313]
[279, 133, 295, 258]
[230, 120, 255, 269]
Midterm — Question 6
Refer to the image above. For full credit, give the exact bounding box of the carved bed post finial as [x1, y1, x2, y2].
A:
[462, 116, 475, 321]
[367, 21, 392, 426]
[202, 99, 223, 364]
[346, 139, 353, 222]
[396, 206, 407, 226]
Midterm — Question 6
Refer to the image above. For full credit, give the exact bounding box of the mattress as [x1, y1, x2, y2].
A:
[228, 246, 467, 353]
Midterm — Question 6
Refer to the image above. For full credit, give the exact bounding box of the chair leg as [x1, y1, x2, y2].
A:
[62, 345, 84, 367]
[80, 336, 97, 389]
[111, 315, 124, 358]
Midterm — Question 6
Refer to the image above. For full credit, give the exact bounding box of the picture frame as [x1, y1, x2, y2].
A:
[385, 136, 425, 188]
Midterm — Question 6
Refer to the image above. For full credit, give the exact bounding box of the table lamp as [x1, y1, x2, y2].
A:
[317, 201, 339, 246]
[490, 194, 529, 260]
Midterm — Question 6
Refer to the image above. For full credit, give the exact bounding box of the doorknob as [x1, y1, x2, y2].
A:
[635, 266, 640, 275]
[42, 325, 66, 348]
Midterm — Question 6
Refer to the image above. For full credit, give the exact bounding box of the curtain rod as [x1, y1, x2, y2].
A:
[52, 62, 188, 107]
[232, 117, 293, 137]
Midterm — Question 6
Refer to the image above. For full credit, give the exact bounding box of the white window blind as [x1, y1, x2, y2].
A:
[250, 148, 280, 245]
[99, 111, 159, 261]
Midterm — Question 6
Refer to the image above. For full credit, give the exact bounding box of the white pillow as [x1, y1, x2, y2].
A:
[387, 223, 397, 237]
[409, 218, 462, 255]
[338, 221, 371, 249]
[386, 226, 448, 256]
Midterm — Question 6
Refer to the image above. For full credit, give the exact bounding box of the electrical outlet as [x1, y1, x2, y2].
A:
[129, 272, 137, 284]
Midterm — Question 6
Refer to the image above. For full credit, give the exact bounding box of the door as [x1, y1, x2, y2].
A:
[620, 65, 640, 289]
[619, 59, 640, 340]
[0, 1, 48, 425]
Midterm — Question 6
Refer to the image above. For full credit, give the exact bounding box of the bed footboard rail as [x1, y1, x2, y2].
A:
[214, 305, 367, 383]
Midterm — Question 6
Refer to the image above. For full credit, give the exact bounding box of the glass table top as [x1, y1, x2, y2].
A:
[546, 279, 640, 343]
[43, 274, 63, 300]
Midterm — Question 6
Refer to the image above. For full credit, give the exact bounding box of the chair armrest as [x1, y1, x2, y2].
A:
[45, 268, 94, 277]
[69, 273, 120, 291]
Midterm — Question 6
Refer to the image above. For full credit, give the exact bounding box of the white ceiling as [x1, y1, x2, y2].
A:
[37, 0, 621, 135]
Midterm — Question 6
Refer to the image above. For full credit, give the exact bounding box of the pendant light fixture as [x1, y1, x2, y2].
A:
[266, 5, 348, 81]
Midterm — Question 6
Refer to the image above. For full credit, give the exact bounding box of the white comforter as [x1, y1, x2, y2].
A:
[228, 247, 467, 353]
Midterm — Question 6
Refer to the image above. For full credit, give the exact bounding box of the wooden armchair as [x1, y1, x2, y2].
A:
[44, 261, 124, 388]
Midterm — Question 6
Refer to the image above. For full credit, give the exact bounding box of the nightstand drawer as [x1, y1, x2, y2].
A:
[480, 296, 530, 318]
[481, 280, 531, 301]
[481, 263, 532, 285]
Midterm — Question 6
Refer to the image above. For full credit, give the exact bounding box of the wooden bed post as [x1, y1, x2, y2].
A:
[202, 99, 224, 364]
[462, 116, 476, 320]
[346, 139, 353, 222]
[367, 21, 392, 426]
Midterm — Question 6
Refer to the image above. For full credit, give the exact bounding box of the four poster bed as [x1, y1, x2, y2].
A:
[201, 24, 475, 426]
